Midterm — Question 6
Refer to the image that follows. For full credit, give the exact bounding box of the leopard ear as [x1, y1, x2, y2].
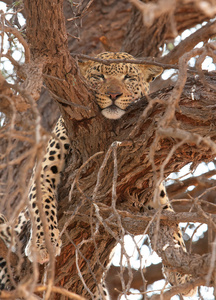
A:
[78, 60, 92, 77]
[139, 64, 163, 82]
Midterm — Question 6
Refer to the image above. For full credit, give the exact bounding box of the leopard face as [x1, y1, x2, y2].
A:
[79, 52, 163, 119]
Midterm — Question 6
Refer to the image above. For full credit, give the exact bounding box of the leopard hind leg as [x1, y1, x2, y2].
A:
[93, 282, 110, 300]
[147, 182, 197, 297]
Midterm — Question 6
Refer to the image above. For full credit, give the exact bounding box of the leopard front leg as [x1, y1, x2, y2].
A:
[25, 116, 70, 264]
[0, 215, 11, 290]
[0, 212, 28, 290]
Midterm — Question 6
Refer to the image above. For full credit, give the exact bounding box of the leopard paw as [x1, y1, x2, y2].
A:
[25, 234, 62, 264]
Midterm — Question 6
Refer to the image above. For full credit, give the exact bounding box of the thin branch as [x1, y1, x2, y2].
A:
[158, 127, 216, 154]
[162, 20, 216, 64]
[94, 204, 216, 234]
[2, 25, 30, 63]
[72, 53, 180, 70]
[149, 278, 206, 300]
[2, 52, 21, 68]
[166, 169, 216, 197]
[129, 0, 176, 27]
[0, 285, 86, 300]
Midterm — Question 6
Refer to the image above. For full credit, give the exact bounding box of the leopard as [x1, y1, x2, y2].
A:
[0, 52, 196, 298]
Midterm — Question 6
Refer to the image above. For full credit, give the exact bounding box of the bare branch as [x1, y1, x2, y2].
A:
[158, 127, 216, 154]
[2, 25, 30, 63]
[0, 285, 86, 300]
[129, 0, 176, 27]
[162, 20, 216, 64]
[149, 278, 206, 300]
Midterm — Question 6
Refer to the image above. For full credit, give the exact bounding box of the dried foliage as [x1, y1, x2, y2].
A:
[0, 0, 216, 299]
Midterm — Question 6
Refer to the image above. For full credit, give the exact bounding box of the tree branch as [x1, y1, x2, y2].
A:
[24, 0, 94, 121]
[2, 25, 30, 63]
[167, 170, 216, 198]
[161, 20, 216, 64]
[149, 278, 206, 300]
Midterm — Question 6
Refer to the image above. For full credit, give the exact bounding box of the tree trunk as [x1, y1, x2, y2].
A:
[1, 0, 216, 299]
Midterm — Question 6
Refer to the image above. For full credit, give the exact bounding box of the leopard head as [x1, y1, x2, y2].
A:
[79, 52, 163, 119]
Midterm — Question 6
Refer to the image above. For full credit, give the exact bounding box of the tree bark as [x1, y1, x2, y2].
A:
[1, 0, 216, 299]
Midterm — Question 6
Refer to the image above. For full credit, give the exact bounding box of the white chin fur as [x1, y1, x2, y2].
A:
[102, 108, 125, 120]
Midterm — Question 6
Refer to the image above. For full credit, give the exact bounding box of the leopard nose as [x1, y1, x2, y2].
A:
[108, 92, 123, 100]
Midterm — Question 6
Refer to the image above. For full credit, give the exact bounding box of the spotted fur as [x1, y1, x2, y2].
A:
[79, 52, 162, 119]
[0, 257, 9, 290]
[150, 183, 197, 297]
[0, 52, 196, 298]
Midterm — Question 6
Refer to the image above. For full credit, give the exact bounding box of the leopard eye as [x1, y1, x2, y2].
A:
[124, 74, 131, 80]
[146, 75, 156, 82]
[92, 74, 105, 80]
[124, 74, 136, 81]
